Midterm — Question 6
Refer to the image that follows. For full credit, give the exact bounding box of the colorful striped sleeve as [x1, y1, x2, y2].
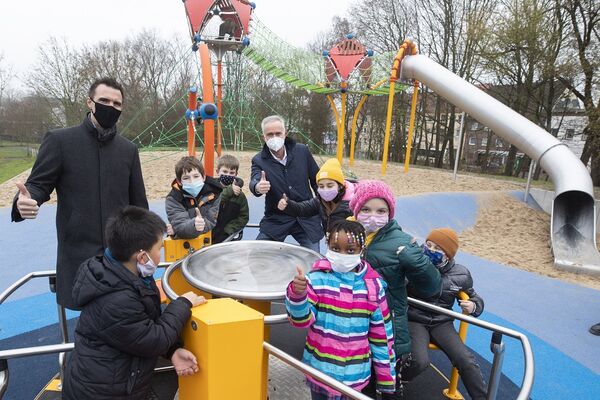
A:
[368, 280, 397, 393]
[285, 279, 317, 328]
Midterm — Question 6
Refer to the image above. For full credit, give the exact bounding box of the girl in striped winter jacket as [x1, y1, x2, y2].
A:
[285, 220, 397, 399]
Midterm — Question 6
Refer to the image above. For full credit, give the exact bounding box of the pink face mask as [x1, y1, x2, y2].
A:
[318, 187, 338, 202]
[357, 213, 389, 233]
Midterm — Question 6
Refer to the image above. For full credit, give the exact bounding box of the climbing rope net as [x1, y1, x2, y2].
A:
[125, 15, 406, 165]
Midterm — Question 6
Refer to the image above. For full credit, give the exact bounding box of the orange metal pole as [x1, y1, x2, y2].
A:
[217, 60, 223, 157]
[199, 44, 215, 177]
[187, 89, 198, 157]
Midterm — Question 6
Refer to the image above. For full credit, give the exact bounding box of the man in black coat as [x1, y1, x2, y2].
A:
[11, 77, 148, 310]
[250, 115, 323, 252]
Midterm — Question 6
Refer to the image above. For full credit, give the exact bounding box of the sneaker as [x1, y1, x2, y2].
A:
[590, 322, 600, 336]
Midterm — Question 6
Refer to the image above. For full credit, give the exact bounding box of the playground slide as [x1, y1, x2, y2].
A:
[400, 53, 600, 276]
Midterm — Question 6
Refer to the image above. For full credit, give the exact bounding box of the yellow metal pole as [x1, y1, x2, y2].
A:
[442, 291, 470, 400]
[382, 46, 405, 176]
[326, 95, 341, 131]
[381, 80, 397, 176]
[351, 78, 388, 167]
[338, 91, 347, 164]
[350, 95, 368, 167]
[404, 80, 420, 173]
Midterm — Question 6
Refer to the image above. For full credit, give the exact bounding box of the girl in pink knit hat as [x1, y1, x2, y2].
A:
[349, 180, 441, 397]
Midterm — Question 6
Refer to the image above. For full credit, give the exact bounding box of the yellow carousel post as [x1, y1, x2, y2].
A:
[179, 298, 265, 400]
[241, 299, 271, 400]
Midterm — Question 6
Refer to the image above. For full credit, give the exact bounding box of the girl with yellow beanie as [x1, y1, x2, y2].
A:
[277, 158, 354, 237]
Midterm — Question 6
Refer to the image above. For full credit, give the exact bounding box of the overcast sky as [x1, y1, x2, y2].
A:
[0, 0, 351, 89]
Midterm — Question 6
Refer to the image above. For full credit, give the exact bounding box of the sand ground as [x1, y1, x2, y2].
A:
[1, 150, 599, 290]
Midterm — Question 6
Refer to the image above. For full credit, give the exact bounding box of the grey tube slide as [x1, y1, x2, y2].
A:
[400, 51, 599, 275]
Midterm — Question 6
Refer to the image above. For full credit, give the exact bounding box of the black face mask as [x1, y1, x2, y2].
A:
[219, 175, 235, 186]
[91, 99, 122, 129]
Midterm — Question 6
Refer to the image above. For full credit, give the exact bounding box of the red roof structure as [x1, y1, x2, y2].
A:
[184, 0, 253, 38]
[325, 37, 371, 82]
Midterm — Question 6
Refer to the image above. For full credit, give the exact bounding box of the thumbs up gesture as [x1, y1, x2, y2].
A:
[256, 170, 271, 194]
[232, 181, 241, 196]
[16, 182, 39, 219]
[277, 193, 288, 210]
[292, 266, 307, 294]
[194, 208, 205, 232]
[166, 223, 175, 237]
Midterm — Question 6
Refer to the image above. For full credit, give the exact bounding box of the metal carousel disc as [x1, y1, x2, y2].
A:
[181, 240, 321, 300]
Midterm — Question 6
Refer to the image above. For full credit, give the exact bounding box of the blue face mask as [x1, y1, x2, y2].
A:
[182, 181, 204, 197]
[423, 244, 446, 267]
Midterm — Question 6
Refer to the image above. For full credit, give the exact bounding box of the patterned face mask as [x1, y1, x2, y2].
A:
[219, 175, 235, 186]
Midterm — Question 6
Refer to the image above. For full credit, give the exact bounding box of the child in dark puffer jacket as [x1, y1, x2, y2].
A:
[404, 228, 487, 400]
[63, 206, 206, 400]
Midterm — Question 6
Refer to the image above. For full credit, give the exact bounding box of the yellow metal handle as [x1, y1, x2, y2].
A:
[444, 291, 470, 400]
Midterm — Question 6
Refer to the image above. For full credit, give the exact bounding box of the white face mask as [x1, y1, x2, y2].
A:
[266, 136, 285, 152]
[325, 249, 361, 273]
[137, 251, 157, 277]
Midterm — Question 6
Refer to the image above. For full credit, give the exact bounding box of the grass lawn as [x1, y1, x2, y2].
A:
[0, 144, 36, 183]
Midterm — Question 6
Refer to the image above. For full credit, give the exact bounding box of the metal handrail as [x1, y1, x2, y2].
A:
[0, 344, 74, 360]
[0, 260, 533, 399]
[264, 342, 373, 400]
[408, 297, 534, 400]
[0, 270, 56, 305]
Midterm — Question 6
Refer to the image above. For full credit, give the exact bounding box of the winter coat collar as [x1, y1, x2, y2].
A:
[84, 113, 117, 142]
[72, 250, 156, 308]
[437, 258, 456, 274]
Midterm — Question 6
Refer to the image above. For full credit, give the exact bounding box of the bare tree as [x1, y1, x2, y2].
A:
[560, 0, 600, 185]
[25, 32, 196, 144]
[26, 38, 89, 126]
[414, 0, 495, 168]
[0, 52, 12, 108]
[479, 0, 568, 176]
[348, 0, 415, 54]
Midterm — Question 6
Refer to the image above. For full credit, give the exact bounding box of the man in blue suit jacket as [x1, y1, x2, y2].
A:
[250, 115, 323, 252]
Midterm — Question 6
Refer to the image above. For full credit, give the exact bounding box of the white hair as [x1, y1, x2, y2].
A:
[261, 115, 286, 134]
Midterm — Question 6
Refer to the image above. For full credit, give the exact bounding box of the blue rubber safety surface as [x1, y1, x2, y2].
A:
[1, 191, 599, 399]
